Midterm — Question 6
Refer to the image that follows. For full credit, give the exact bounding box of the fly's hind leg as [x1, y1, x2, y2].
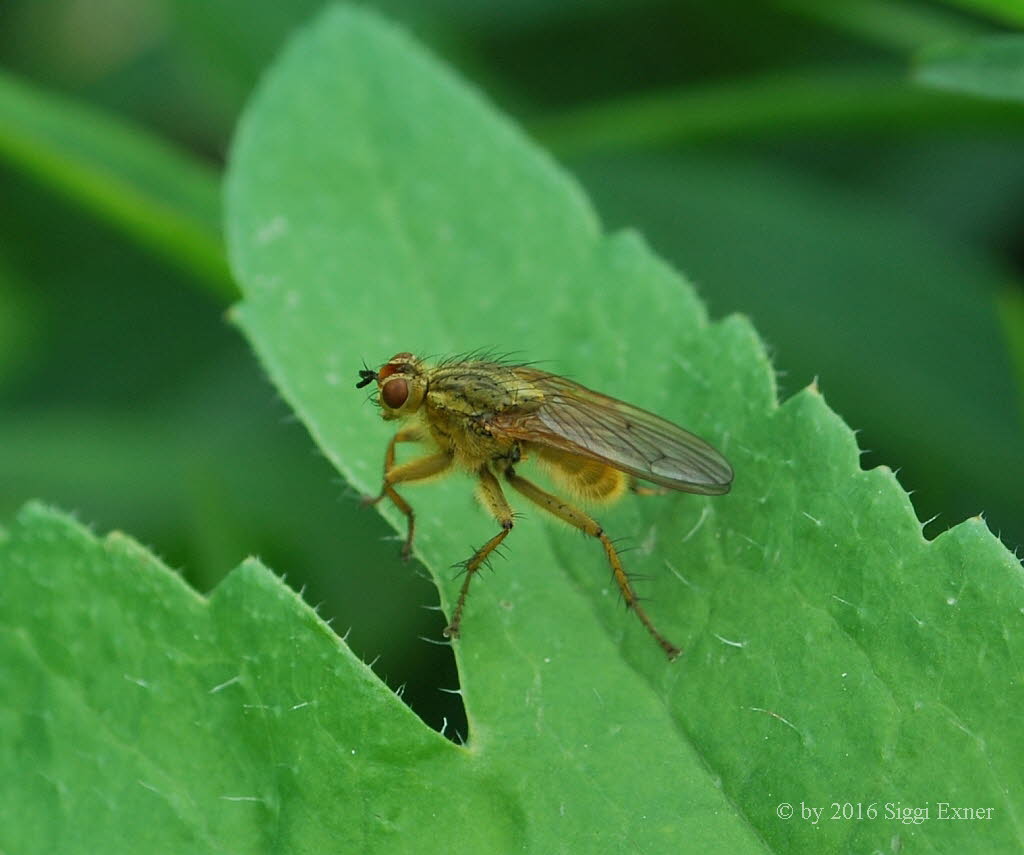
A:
[443, 468, 515, 641]
[630, 479, 669, 497]
[365, 426, 451, 559]
[505, 469, 681, 660]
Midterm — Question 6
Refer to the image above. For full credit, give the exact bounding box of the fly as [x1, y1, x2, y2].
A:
[356, 352, 733, 660]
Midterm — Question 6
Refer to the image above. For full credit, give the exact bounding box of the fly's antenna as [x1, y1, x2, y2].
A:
[356, 361, 378, 389]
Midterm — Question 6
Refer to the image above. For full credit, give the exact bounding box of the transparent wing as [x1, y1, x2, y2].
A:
[490, 367, 733, 495]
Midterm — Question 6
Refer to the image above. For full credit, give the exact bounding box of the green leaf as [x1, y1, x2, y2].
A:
[0, 504, 502, 853]
[915, 34, 1024, 102]
[0, 70, 232, 300]
[222, 6, 1023, 853]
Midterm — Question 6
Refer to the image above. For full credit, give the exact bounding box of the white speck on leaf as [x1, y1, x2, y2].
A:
[256, 215, 288, 244]
[638, 525, 657, 556]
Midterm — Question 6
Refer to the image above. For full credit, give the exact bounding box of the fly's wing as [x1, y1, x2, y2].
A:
[490, 367, 733, 495]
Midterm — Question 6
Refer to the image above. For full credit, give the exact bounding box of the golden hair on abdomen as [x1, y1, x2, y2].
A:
[536, 446, 629, 504]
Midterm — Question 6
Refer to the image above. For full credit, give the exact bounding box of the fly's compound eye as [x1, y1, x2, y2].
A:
[381, 377, 409, 409]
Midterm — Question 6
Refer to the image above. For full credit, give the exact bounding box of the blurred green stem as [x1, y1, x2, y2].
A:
[533, 68, 1024, 156]
[995, 287, 1024, 429]
[779, 0, 986, 53]
[0, 71, 234, 303]
[931, 0, 1024, 29]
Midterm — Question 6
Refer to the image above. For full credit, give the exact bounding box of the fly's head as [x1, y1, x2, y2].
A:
[356, 352, 428, 421]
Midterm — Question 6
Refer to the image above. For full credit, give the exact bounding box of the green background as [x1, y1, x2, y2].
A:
[1, 4, 1023, 848]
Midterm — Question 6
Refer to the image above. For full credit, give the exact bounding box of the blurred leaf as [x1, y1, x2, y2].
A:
[0, 69, 231, 299]
[0, 256, 37, 388]
[570, 151, 1024, 549]
[836, 137, 1024, 243]
[915, 34, 1024, 102]
[222, 7, 1023, 852]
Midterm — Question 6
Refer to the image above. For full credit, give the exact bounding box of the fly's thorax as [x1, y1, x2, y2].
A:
[418, 398, 516, 471]
[415, 360, 538, 470]
[426, 361, 545, 419]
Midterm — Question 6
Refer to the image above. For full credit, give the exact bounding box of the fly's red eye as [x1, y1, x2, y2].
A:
[382, 377, 409, 409]
[378, 361, 410, 382]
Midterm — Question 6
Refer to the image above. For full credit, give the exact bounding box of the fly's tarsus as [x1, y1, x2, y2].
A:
[444, 521, 515, 640]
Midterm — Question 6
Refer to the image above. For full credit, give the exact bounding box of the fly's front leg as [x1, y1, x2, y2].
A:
[505, 469, 681, 660]
[443, 468, 515, 641]
[365, 426, 450, 559]
[377, 425, 424, 476]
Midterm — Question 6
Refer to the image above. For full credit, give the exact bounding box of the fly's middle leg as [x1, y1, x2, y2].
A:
[505, 469, 681, 660]
[443, 468, 514, 641]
